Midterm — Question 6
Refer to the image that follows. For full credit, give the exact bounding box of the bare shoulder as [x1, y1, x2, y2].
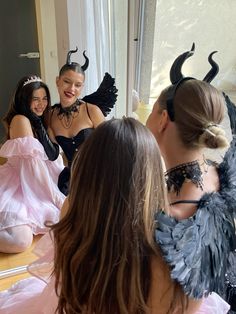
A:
[86, 103, 105, 127]
[10, 114, 34, 139]
[60, 197, 69, 219]
[10, 114, 32, 130]
[11, 114, 29, 124]
[150, 254, 174, 293]
[148, 254, 175, 313]
[86, 103, 103, 115]
[149, 255, 202, 314]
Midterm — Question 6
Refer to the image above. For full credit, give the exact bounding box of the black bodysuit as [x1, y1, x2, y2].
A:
[52, 72, 118, 196]
[56, 128, 93, 195]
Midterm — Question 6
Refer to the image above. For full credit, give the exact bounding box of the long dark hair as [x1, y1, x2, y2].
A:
[3, 75, 51, 138]
[52, 117, 169, 314]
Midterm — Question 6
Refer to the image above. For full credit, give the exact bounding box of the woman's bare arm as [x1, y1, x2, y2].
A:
[9, 115, 34, 139]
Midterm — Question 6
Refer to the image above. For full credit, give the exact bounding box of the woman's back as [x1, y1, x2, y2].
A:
[52, 117, 191, 314]
[147, 44, 235, 310]
[168, 161, 220, 219]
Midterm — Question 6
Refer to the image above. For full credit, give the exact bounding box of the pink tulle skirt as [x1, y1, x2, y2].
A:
[0, 137, 65, 233]
[0, 233, 57, 314]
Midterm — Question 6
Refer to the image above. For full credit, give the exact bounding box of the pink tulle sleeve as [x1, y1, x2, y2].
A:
[0, 137, 48, 159]
[196, 292, 230, 314]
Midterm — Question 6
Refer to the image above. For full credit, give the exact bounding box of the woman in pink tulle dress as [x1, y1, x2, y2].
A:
[0, 75, 65, 253]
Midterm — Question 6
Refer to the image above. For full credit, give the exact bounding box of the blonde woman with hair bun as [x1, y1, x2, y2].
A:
[147, 44, 235, 313]
[198, 123, 229, 149]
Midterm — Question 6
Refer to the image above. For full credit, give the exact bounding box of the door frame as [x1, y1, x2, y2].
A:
[34, 0, 59, 103]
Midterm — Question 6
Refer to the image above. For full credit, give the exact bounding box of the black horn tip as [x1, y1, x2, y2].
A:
[209, 51, 218, 58]
[72, 46, 78, 52]
[203, 50, 219, 83]
[66, 47, 79, 64]
[81, 50, 89, 72]
[191, 42, 195, 52]
[169, 44, 196, 84]
[68, 47, 78, 54]
[208, 51, 219, 66]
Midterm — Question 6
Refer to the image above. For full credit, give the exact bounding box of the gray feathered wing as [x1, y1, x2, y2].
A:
[155, 131, 236, 299]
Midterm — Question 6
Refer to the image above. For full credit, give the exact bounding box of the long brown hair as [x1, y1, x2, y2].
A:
[52, 117, 169, 314]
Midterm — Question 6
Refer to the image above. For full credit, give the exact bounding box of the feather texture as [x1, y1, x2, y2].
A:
[82, 72, 118, 117]
[155, 138, 236, 299]
[223, 92, 236, 136]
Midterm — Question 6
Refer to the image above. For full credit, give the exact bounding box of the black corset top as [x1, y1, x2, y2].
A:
[56, 128, 93, 164]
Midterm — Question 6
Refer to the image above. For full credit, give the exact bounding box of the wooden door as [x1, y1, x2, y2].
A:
[0, 0, 40, 142]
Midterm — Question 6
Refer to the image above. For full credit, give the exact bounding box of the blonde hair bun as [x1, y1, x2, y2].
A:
[198, 124, 229, 149]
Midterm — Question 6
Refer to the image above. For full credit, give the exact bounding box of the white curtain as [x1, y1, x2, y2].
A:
[67, 0, 111, 96]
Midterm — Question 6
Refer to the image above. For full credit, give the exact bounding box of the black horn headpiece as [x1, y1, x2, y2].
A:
[66, 47, 89, 72]
[66, 47, 78, 65]
[202, 51, 219, 83]
[166, 43, 219, 121]
[81, 51, 89, 71]
[170, 42, 195, 84]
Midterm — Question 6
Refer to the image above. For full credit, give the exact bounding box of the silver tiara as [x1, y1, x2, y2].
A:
[23, 76, 42, 87]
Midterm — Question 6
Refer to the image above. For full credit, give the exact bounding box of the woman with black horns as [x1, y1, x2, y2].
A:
[48, 48, 118, 195]
[147, 43, 236, 313]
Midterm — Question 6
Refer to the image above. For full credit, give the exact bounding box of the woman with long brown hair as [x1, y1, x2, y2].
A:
[1, 118, 218, 313]
[51, 117, 203, 314]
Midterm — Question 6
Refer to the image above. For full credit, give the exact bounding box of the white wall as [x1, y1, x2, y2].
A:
[36, 0, 236, 121]
[35, 0, 59, 103]
[55, 0, 128, 117]
[142, 0, 236, 161]
[54, 0, 69, 70]
[112, 0, 129, 117]
[149, 0, 236, 104]
[66, 0, 112, 98]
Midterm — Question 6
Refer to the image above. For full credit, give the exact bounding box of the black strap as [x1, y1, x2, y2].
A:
[85, 102, 92, 121]
[170, 200, 200, 205]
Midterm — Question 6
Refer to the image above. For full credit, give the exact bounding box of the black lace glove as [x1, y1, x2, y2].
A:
[58, 166, 70, 196]
[27, 112, 59, 161]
